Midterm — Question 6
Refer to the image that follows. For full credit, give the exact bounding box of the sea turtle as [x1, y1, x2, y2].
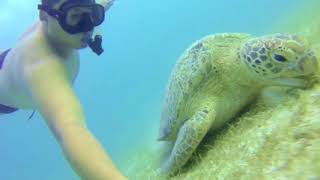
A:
[158, 33, 318, 175]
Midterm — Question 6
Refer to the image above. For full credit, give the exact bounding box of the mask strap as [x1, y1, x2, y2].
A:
[38, 4, 61, 19]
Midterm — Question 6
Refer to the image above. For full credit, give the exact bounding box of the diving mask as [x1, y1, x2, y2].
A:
[38, 0, 105, 34]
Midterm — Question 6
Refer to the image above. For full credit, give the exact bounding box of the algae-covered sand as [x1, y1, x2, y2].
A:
[126, 84, 320, 179]
[124, 2, 320, 179]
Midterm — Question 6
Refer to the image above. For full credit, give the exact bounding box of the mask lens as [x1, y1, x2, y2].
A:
[66, 7, 92, 25]
[90, 5, 105, 25]
[65, 5, 104, 26]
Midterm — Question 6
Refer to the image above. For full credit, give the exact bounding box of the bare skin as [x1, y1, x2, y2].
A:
[0, 0, 127, 179]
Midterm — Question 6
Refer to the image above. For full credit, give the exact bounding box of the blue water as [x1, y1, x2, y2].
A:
[0, 0, 306, 179]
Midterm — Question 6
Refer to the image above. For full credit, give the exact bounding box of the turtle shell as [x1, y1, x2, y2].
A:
[158, 33, 252, 141]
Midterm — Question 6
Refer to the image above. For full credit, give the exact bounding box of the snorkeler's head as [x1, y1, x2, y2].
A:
[39, 0, 105, 51]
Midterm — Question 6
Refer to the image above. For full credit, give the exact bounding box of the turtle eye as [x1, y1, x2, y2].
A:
[273, 54, 287, 62]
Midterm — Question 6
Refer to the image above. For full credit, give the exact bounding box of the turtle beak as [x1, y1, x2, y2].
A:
[297, 55, 318, 75]
[286, 53, 318, 76]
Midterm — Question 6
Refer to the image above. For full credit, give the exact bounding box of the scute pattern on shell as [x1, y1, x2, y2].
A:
[159, 33, 253, 141]
[159, 37, 213, 140]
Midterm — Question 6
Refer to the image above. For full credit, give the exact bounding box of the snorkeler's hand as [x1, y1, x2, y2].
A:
[99, 0, 115, 11]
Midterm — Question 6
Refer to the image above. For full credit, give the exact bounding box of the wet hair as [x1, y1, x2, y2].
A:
[39, 0, 96, 20]
[39, 0, 60, 20]
[41, 0, 60, 7]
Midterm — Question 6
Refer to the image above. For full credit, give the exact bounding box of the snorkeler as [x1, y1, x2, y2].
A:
[0, 0, 127, 179]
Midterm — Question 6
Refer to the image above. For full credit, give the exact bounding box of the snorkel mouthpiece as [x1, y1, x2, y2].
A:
[89, 35, 104, 56]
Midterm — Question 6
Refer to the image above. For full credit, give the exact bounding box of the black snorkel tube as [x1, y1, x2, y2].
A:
[88, 35, 104, 56]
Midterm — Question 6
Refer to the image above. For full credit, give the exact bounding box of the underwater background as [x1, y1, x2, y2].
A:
[0, 0, 316, 179]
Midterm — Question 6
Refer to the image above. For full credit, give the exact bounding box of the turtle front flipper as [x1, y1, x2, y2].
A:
[159, 104, 216, 176]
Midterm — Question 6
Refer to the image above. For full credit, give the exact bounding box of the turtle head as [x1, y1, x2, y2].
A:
[240, 34, 318, 88]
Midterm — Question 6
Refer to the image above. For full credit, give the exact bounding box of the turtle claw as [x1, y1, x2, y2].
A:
[155, 167, 173, 178]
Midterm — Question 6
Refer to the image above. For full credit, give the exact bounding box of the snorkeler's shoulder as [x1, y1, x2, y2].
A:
[16, 28, 61, 64]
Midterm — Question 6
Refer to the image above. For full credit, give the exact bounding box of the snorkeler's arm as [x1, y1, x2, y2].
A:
[97, 0, 115, 11]
[19, 21, 41, 40]
[24, 58, 126, 180]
